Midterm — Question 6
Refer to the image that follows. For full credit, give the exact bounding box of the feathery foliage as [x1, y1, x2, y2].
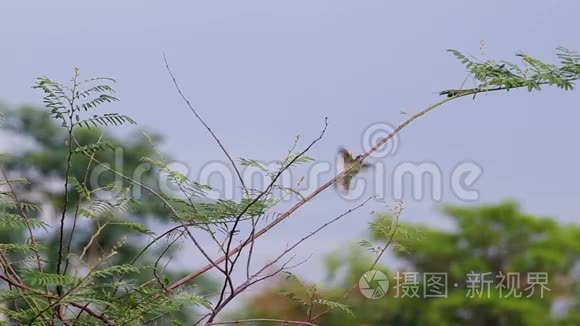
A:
[1, 46, 580, 324]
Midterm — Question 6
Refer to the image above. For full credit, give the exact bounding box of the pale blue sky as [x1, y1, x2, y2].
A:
[1, 1, 579, 283]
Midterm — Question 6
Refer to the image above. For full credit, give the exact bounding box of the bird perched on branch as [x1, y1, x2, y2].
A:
[336, 147, 371, 192]
[438, 88, 478, 97]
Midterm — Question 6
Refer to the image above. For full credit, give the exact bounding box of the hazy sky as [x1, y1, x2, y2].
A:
[1, 1, 579, 284]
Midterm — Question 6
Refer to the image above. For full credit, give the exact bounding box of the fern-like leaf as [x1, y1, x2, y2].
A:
[76, 113, 135, 129]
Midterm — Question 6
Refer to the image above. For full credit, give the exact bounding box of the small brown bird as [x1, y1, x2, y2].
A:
[336, 147, 371, 192]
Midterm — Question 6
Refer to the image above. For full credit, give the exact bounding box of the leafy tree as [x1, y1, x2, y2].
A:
[0, 87, 216, 324]
[1, 46, 580, 324]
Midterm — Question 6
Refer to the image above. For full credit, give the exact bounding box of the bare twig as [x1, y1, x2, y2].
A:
[212, 118, 328, 311]
[131, 215, 257, 265]
[208, 257, 304, 322]
[206, 198, 371, 322]
[250, 197, 373, 289]
[245, 215, 259, 280]
[243, 138, 303, 281]
[164, 53, 248, 195]
[153, 235, 179, 291]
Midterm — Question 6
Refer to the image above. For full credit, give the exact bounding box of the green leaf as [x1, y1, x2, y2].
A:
[22, 270, 81, 287]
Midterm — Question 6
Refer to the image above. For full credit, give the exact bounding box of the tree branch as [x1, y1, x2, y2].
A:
[164, 53, 248, 195]
[167, 90, 475, 292]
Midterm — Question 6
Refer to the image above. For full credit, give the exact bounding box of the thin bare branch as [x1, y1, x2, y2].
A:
[163, 52, 248, 195]
[212, 117, 328, 311]
[207, 198, 370, 321]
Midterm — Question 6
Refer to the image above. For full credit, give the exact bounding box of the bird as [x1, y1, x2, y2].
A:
[438, 88, 477, 97]
[336, 147, 372, 192]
